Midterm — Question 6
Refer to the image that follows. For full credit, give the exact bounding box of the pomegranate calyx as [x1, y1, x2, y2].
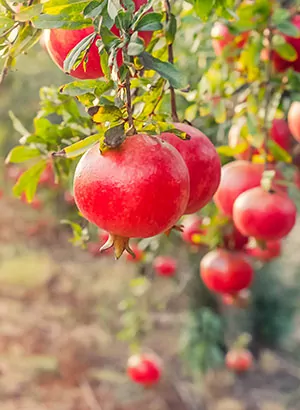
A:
[100, 234, 135, 260]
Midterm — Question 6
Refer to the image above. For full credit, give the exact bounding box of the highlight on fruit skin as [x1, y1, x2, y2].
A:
[73, 135, 190, 259]
[127, 352, 162, 386]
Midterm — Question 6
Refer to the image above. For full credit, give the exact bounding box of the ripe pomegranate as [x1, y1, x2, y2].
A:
[246, 240, 281, 262]
[44, 0, 152, 79]
[211, 23, 248, 56]
[233, 187, 297, 241]
[288, 101, 300, 143]
[200, 249, 253, 294]
[126, 244, 145, 262]
[127, 353, 162, 386]
[223, 224, 248, 251]
[270, 118, 292, 152]
[214, 161, 263, 216]
[73, 135, 190, 258]
[153, 256, 177, 277]
[160, 122, 221, 214]
[225, 349, 253, 373]
[272, 15, 300, 73]
[181, 214, 206, 245]
[222, 289, 251, 309]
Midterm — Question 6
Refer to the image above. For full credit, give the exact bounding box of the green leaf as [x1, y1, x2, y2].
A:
[139, 51, 185, 89]
[6, 146, 41, 164]
[13, 160, 47, 202]
[271, 8, 291, 25]
[63, 32, 96, 73]
[267, 140, 292, 163]
[88, 105, 123, 123]
[165, 13, 177, 45]
[107, 0, 121, 20]
[0, 16, 14, 35]
[54, 134, 101, 159]
[275, 21, 300, 37]
[213, 99, 226, 124]
[104, 123, 125, 148]
[84, 1, 107, 18]
[217, 142, 248, 157]
[273, 35, 298, 62]
[60, 79, 113, 97]
[15, 4, 43, 22]
[128, 36, 144, 56]
[193, 0, 215, 19]
[134, 12, 162, 32]
[9, 111, 30, 137]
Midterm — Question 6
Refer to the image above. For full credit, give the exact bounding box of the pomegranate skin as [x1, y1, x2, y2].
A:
[127, 353, 162, 385]
[223, 224, 248, 251]
[200, 249, 253, 294]
[181, 214, 205, 245]
[214, 161, 263, 216]
[246, 240, 281, 262]
[270, 118, 291, 152]
[161, 123, 221, 214]
[44, 0, 152, 79]
[288, 101, 300, 142]
[73, 135, 190, 238]
[272, 16, 300, 73]
[225, 349, 253, 373]
[233, 187, 297, 241]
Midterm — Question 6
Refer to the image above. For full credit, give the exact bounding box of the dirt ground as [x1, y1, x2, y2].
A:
[0, 196, 300, 410]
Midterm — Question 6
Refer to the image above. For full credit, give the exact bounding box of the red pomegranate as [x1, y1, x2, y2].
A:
[211, 22, 248, 56]
[270, 118, 292, 152]
[181, 214, 205, 245]
[161, 123, 221, 214]
[153, 256, 177, 277]
[288, 101, 300, 142]
[73, 135, 190, 257]
[127, 353, 162, 385]
[225, 349, 253, 373]
[39, 162, 57, 187]
[246, 240, 281, 262]
[214, 161, 263, 216]
[200, 249, 253, 294]
[233, 187, 297, 241]
[272, 15, 300, 73]
[44, 0, 152, 79]
[223, 224, 248, 251]
[126, 244, 145, 262]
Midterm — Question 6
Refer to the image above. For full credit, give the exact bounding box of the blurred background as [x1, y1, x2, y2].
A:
[1, 2, 300, 410]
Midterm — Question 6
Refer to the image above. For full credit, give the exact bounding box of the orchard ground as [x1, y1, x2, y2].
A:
[1, 194, 300, 410]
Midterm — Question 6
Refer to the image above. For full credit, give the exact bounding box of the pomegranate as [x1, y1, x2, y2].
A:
[288, 101, 300, 142]
[223, 224, 248, 251]
[44, 0, 152, 79]
[153, 256, 177, 277]
[272, 15, 300, 73]
[160, 122, 221, 214]
[270, 118, 291, 152]
[214, 161, 263, 216]
[233, 187, 297, 241]
[127, 353, 162, 385]
[126, 244, 145, 263]
[200, 249, 253, 294]
[39, 162, 57, 187]
[73, 135, 190, 258]
[246, 240, 281, 262]
[211, 22, 248, 56]
[181, 214, 206, 245]
[225, 349, 253, 373]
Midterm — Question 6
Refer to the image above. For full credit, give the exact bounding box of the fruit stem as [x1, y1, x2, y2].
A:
[262, 20, 273, 170]
[164, 0, 179, 123]
[124, 70, 137, 134]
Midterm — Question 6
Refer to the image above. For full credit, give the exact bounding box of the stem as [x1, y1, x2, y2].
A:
[125, 70, 136, 134]
[164, 0, 179, 122]
[0, 55, 11, 86]
[2, 0, 14, 13]
[263, 22, 273, 169]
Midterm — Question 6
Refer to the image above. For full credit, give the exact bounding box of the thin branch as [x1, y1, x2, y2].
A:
[124, 70, 136, 134]
[164, 0, 179, 122]
[0, 55, 10, 86]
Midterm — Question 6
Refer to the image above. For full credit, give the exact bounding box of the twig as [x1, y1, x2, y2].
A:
[80, 378, 103, 410]
[263, 20, 274, 169]
[0, 56, 10, 86]
[164, 0, 179, 122]
[124, 70, 136, 134]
